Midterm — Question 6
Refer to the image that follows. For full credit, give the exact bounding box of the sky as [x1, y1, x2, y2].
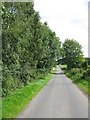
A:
[34, 0, 89, 57]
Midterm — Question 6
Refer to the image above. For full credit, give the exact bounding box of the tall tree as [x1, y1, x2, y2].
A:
[2, 2, 61, 96]
[62, 39, 84, 69]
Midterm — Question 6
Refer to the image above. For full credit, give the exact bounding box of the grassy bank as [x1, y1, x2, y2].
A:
[60, 65, 90, 94]
[2, 71, 55, 118]
[65, 71, 89, 94]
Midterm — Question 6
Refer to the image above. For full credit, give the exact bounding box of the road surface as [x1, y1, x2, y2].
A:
[17, 66, 88, 118]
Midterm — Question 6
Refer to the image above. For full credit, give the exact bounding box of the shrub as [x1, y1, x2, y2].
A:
[80, 70, 87, 79]
[87, 67, 90, 77]
[81, 60, 88, 70]
[70, 68, 80, 76]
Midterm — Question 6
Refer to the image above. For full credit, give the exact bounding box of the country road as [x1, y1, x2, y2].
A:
[17, 66, 88, 118]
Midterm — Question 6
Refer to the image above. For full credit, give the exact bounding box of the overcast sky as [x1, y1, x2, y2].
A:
[34, 0, 89, 57]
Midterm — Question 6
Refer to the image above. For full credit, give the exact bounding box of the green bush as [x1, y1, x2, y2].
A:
[2, 75, 14, 96]
[86, 67, 90, 77]
[70, 68, 81, 76]
[69, 67, 90, 80]
[80, 70, 87, 79]
[81, 60, 88, 70]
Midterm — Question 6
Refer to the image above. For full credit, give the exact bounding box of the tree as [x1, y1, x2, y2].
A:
[62, 39, 84, 69]
[2, 2, 61, 96]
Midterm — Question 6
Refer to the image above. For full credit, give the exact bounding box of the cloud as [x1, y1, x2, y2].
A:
[34, 0, 89, 57]
[71, 19, 84, 24]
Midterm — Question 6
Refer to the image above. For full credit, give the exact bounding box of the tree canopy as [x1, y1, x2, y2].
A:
[61, 39, 84, 69]
[2, 2, 61, 96]
[2, 2, 86, 97]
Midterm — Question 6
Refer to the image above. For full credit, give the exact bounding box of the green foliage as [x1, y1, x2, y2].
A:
[81, 60, 88, 70]
[80, 70, 87, 79]
[63, 67, 89, 94]
[2, 2, 61, 97]
[66, 67, 89, 81]
[86, 66, 90, 77]
[2, 73, 53, 118]
[70, 68, 81, 76]
[61, 39, 84, 69]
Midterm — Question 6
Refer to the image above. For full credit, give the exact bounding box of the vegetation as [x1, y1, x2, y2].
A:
[2, 72, 54, 118]
[85, 58, 90, 65]
[1, 2, 89, 119]
[61, 39, 84, 69]
[60, 39, 89, 94]
[60, 58, 90, 94]
[64, 67, 90, 94]
[2, 2, 61, 97]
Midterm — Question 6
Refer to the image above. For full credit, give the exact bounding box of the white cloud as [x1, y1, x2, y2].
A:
[34, 0, 89, 57]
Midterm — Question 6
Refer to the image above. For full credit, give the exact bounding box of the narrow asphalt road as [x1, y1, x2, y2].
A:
[17, 66, 88, 118]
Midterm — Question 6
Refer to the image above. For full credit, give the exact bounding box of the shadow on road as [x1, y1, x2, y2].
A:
[51, 72, 64, 75]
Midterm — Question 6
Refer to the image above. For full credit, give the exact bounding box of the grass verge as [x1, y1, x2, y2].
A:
[60, 65, 90, 94]
[2, 71, 55, 118]
[66, 72, 89, 94]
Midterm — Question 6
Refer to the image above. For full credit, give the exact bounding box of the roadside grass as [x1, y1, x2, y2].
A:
[66, 72, 89, 94]
[2, 70, 55, 118]
[60, 64, 90, 94]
